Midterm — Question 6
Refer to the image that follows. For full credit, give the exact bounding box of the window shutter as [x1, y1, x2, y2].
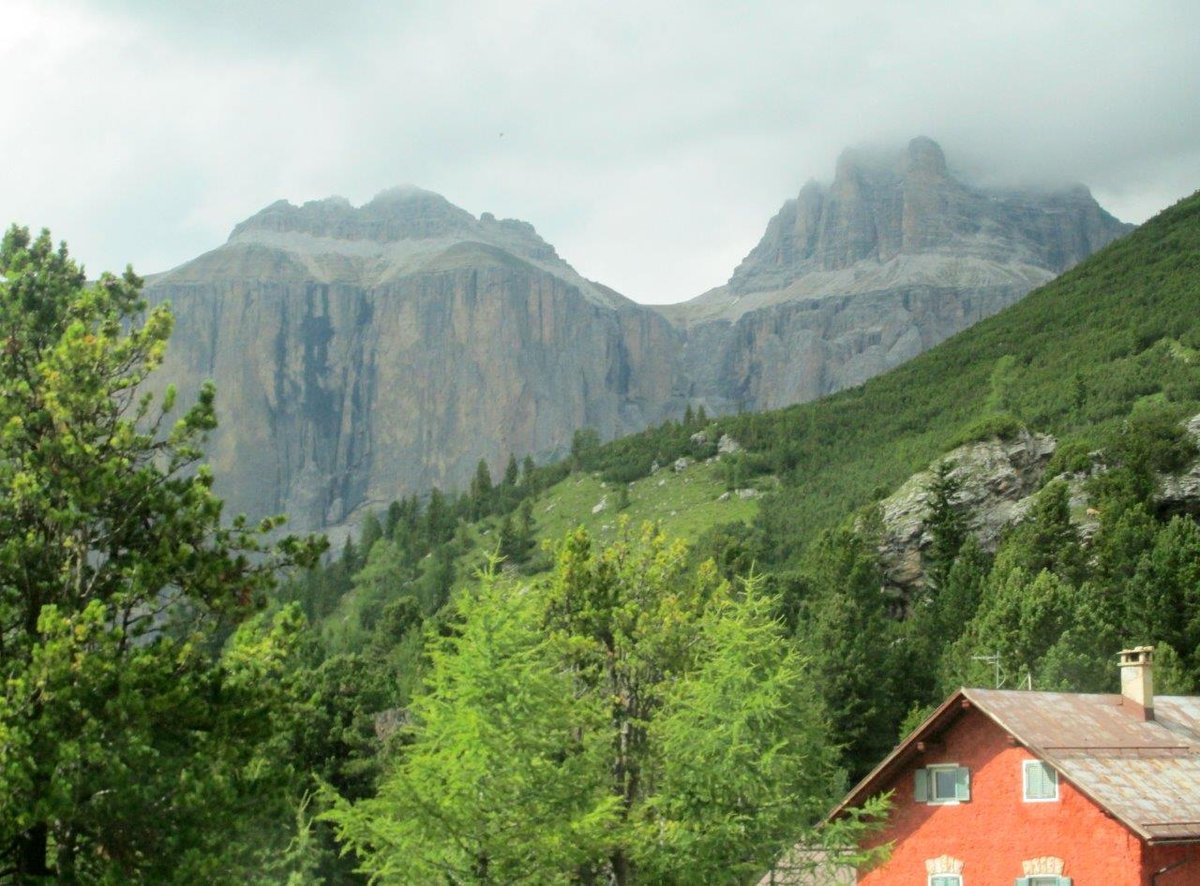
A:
[914, 768, 929, 802]
[1014, 879, 1031, 886]
[955, 766, 971, 801]
[1058, 879, 1073, 886]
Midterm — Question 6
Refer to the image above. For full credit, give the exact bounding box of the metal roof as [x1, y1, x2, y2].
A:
[830, 688, 1200, 844]
[969, 689, 1200, 843]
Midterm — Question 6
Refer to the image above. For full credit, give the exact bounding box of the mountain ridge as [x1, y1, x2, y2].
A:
[147, 137, 1133, 531]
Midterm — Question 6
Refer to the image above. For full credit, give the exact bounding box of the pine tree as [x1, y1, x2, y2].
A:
[922, 460, 968, 594]
[470, 459, 494, 519]
[358, 510, 383, 555]
[0, 226, 323, 878]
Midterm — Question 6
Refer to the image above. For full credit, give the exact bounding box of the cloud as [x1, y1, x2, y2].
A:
[2, 0, 1197, 301]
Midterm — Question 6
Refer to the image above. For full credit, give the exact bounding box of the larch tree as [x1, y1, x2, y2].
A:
[326, 525, 883, 884]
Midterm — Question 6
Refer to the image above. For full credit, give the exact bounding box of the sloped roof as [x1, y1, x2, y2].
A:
[830, 688, 1200, 844]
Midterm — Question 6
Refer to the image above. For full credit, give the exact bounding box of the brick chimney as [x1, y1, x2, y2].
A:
[1118, 646, 1154, 721]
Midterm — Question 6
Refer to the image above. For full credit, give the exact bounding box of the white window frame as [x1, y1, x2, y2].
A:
[929, 875, 962, 886]
[928, 763, 963, 805]
[1022, 760, 1059, 802]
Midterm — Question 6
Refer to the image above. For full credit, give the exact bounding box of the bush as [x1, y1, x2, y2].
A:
[949, 413, 1026, 447]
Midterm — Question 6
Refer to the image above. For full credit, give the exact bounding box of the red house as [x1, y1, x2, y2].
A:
[820, 648, 1200, 885]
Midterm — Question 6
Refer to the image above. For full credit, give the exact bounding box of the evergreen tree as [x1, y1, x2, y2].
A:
[1125, 517, 1200, 680]
[0, 226, 322, 879]
[425, 487, 453, 545]
[384, 499, 403, 539]
[503, 453, 520, 487]
[922, 460, 968, 594]
[358, 510, 383, 555]
[797, 526, 904, 779]
[498, 498, 536, 565]
[470, 459, 494, 519]
[1001, 479, 1086, 584]
[571, 428, 600, 470]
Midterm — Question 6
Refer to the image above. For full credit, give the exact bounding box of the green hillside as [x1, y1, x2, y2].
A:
[14, 189, 1194, 881]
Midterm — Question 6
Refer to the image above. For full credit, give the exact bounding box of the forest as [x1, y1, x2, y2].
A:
[2, 189, 1200, 883]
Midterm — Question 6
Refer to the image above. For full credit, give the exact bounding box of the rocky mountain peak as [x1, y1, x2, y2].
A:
[716, 136, 1131, 298]
[905, 135, 947, 177]
[229, 186, 479, 243]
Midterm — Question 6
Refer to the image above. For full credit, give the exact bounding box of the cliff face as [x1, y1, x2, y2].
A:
[150, 190, 684, 529]
[656, 137, 1132, 413]
[149, 142, 1132, 531]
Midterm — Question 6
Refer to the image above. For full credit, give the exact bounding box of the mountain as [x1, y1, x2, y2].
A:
[306, 187, 1200, 798]
[654, 136, 1131, 410]
[148, 141, 1130, 531]
[149, 188, 685, 530]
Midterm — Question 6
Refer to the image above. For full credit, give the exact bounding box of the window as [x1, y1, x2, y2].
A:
[914, 765, 970, 803]
[1023, 760, 1059, 802]
[930, 876, 962, 886]
[1016, 878, 1072, 886]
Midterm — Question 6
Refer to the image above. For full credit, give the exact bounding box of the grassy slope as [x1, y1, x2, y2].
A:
[530, 460, 760, 547]
[458, 459, 762, 586]
[324, 459, 761, 644]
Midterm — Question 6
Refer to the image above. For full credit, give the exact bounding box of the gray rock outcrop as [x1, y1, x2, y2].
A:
[876, 429, 1058, 593]
[1156, 415, 1200, 513]
[874, 413, 1200, 597]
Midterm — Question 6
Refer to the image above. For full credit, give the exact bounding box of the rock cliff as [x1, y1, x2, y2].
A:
[150, 188, 685, 529]
[148, 141, 1132, 531]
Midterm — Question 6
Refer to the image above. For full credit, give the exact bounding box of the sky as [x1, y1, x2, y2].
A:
[3, 1, 1198, 305]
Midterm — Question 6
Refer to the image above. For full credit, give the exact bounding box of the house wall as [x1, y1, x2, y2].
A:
[858, 707, 1148, 886]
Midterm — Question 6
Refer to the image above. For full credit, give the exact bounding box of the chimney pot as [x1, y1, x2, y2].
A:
[1118, 646, 1154, 720]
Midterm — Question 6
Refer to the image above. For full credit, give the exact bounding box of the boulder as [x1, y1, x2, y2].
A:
[718, 434, 742, 455]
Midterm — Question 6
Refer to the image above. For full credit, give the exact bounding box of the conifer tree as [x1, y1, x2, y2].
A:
[0, 226, 322, 878]
[470, 458, 494, 519]
[503, 453, 520, 487]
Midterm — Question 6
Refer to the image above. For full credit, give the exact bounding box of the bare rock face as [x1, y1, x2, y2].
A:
[1156, 414, 1200, 513]
[655, 137, 1132, 414]
[875, 413, 1200, 598]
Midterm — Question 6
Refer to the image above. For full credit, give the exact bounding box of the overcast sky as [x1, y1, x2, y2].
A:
[3, 1, 1198, 304]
